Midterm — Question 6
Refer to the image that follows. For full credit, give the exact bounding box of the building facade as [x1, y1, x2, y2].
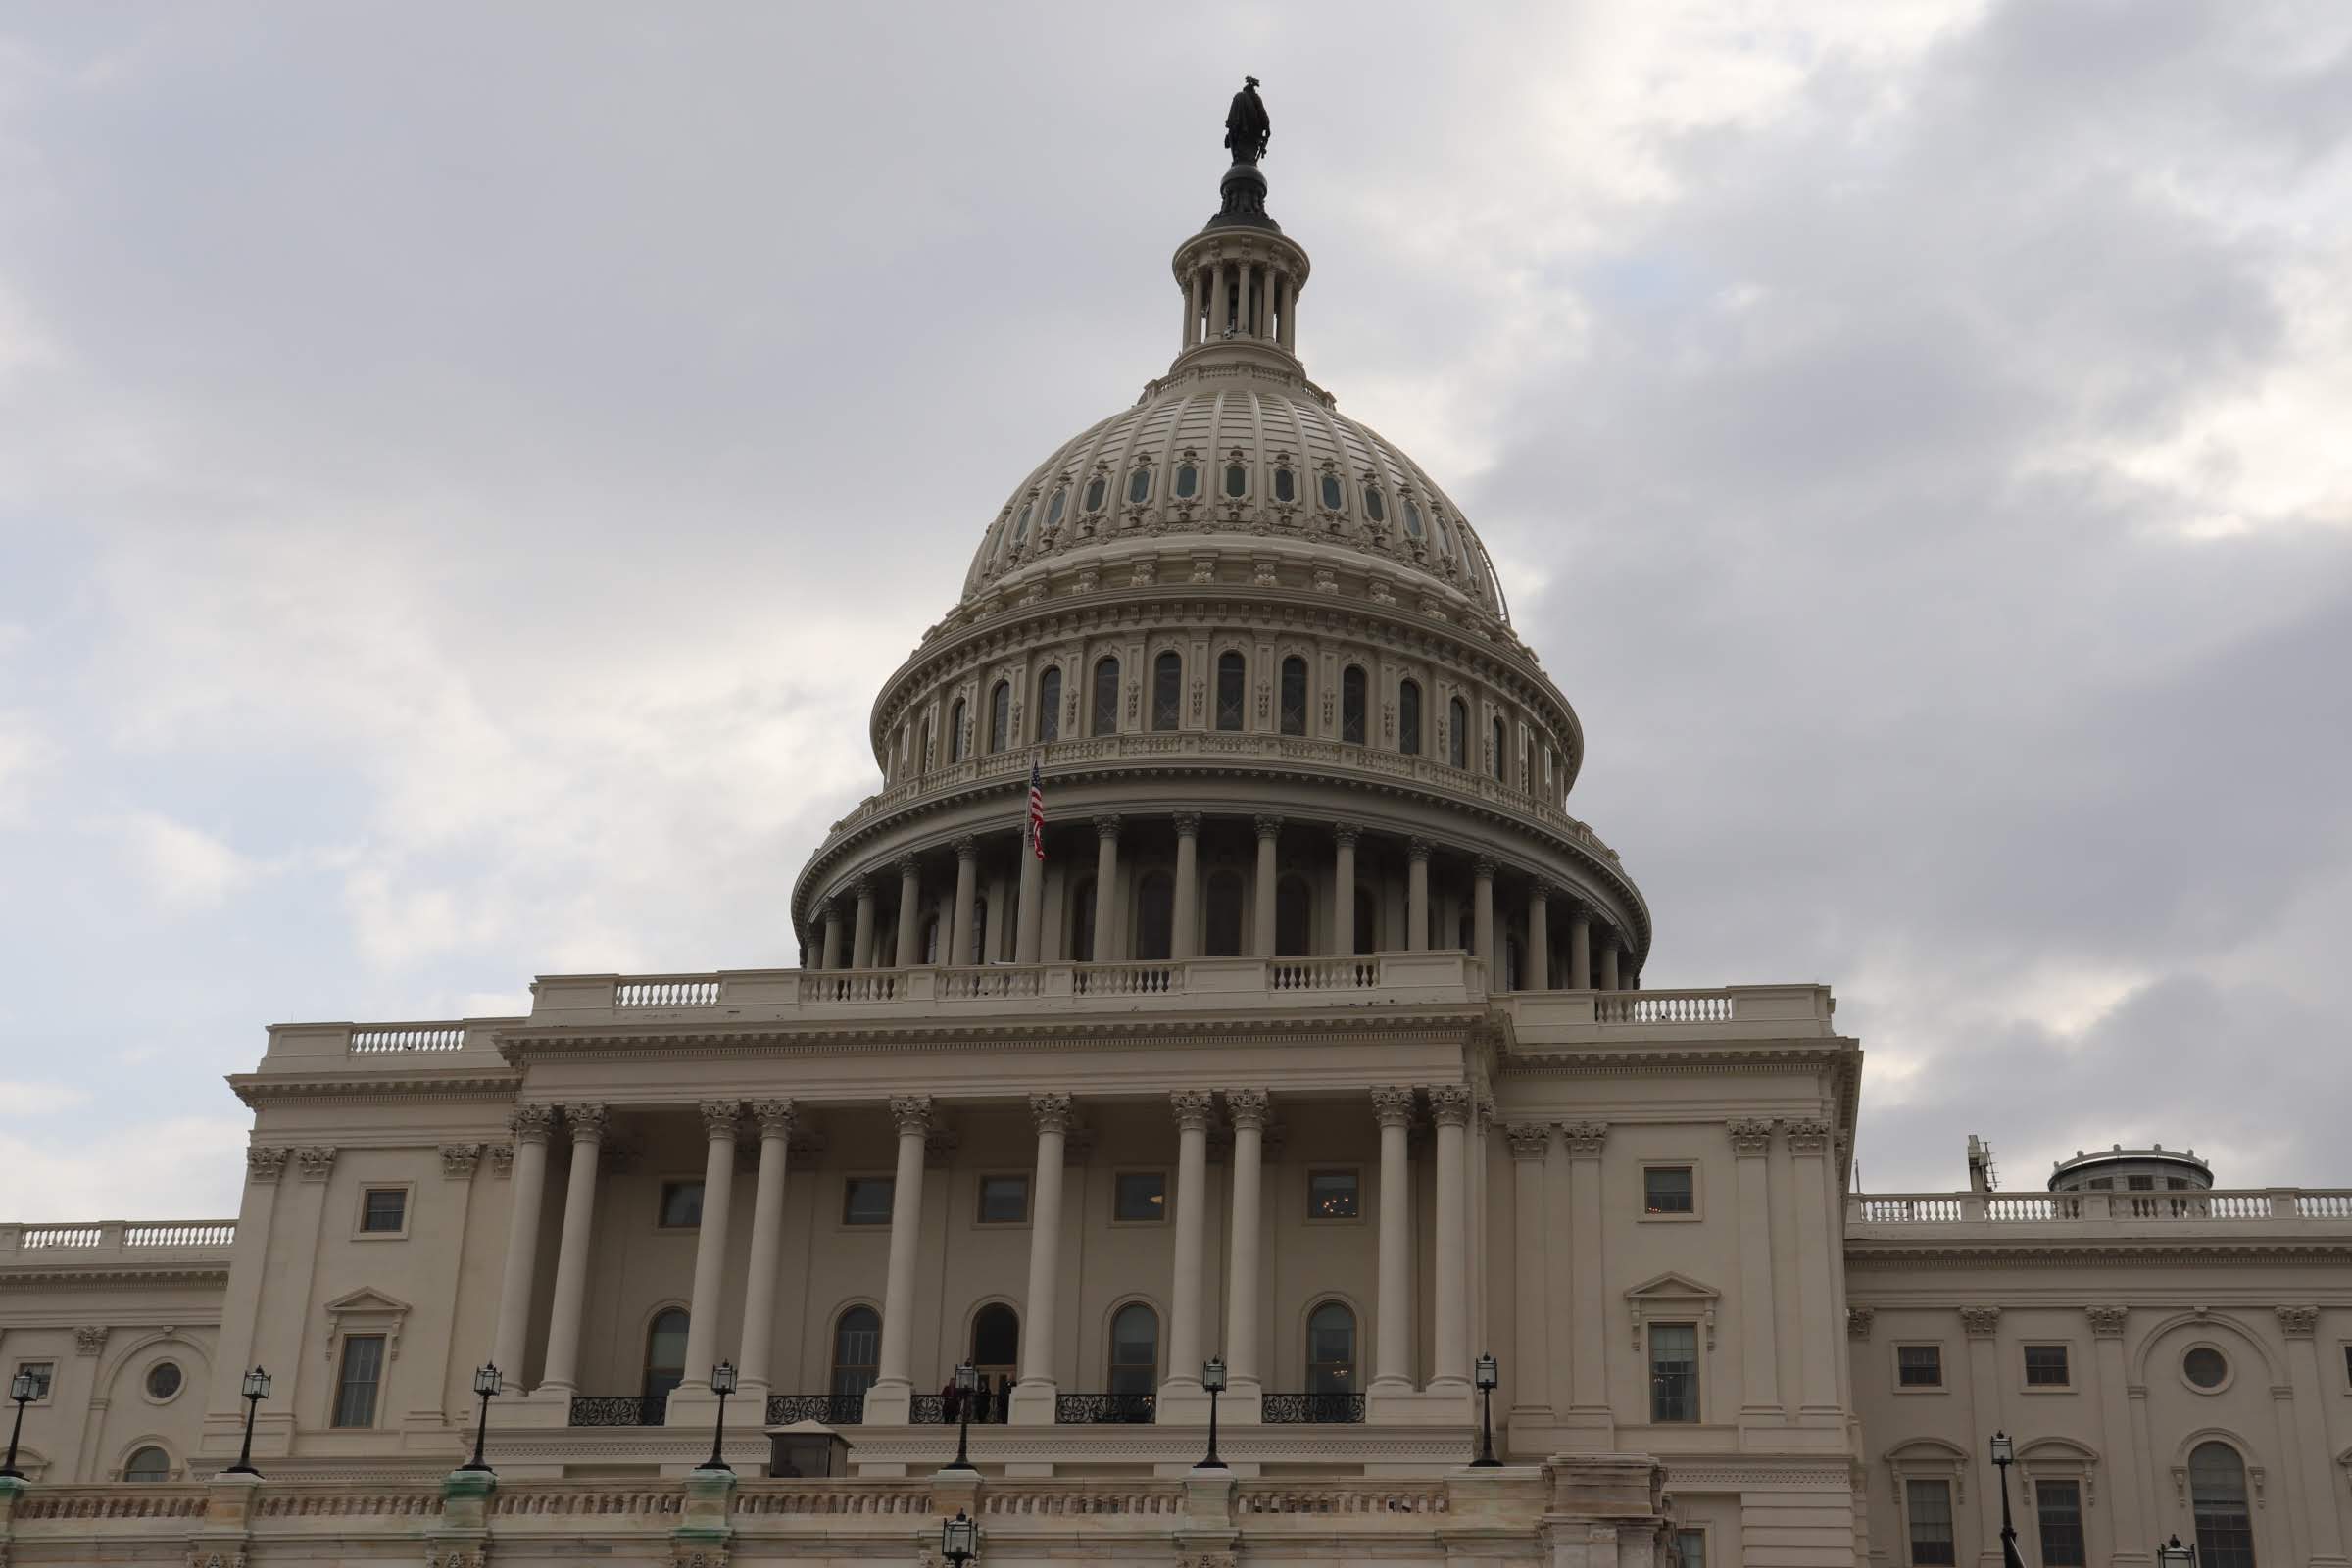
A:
[3, 122, 2348, 1568]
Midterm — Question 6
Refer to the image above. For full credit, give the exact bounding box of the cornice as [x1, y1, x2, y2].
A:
[1845, 1237, 2352, 1268]
[228, 1068, 525, 1108]
[0, 1263, 231, 1290]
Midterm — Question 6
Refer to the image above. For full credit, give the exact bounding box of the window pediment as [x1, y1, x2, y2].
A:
[321, 1287, 410, 1364]
[1624, 1271, 1719, 1350]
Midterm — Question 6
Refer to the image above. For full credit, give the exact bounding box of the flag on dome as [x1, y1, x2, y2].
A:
[1027, 758, 1047, 859]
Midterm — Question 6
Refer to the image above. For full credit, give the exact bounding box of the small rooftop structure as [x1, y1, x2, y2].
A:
[2048, 1143, 2213, 1194]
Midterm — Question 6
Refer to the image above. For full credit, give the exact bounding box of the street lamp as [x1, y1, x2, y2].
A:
[703, 1361, 739, 1473]
[941, 1361, 978, 1473]
[1470, 1352, 1502, 1467]
[1989, 1432, 2022, 1568]
[457, 1363, 500, 1474]
[222, 1366, 271, 1477]
[2158, 1538, 2198, 1567]
[941, 1507, 980, 1565]
[0, 1369, 35, 1480]
[1197, 1357, 1228, 1471]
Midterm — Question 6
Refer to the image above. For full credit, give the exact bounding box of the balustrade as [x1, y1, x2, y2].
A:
[348, 1024, 466, 1052]
[567, 1394, 668, 1427]
[615, 978, 721, 1007]
[1259, 1391, 1366, 1424]
[1054, 1392, 1157, 1424]
[1850, 1188, 2352, 1227]
[764, 1392, 865, 1426]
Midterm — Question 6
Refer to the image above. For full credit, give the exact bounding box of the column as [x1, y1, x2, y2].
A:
[1567, 908, 1592, 989]
[1370, 1086, 1415, 1394]
[1960, 1304, 2005, 1557]
[1561, 1122, 1609, 1426]
[490, 1104, 556, 1388]
[1171, 814, 1200, 958]
[867, 1097, 933, 1421]
[1278, 272, 1297, 351]
[1471, 859, 1495, 968]
[677, 1101, 741, 1395]
[1406, 838, 1431, 951]
[1092, 816, 1121, 961]
[1596, 934, 1619, 991]
[737, 1100, 796, 1396]
[1505, 1126, 1551, 1422]
[1224, 1091, 1269, 1401]
[949, 837, 978, 968]
[536, 1103, 608, 1395]
[1163, 1091, 1215, 1398]
[1014, 827, 1044, 962]
[893, 857, 922, 967]
[1728, 1119, 1782, 1420]
[2279, 1307, 2351, 1564]
[851, 880, 878, 969]
[1788, 1119, 1840, 1417]
[1332, 826, 1359, 955]
[1251, 815, 1282, 957]
[1236, 261, 1253, 342]
[1010, 1094, 1073, 1422]
[1183, 268, 1201, 347]
[818, 901, 842, 970]
[1525, 883, 1550, 991]
[1265, 270, 1283, 342]
[1209, 263, 1229, 338]
[2085, 1308, 2144, 1560]
[1428, 1086, 1472, 1394]
[210, 1149, 288, 1415]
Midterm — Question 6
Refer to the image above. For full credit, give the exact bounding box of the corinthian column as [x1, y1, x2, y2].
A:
[676, 1101, 741, 1397]
[851, 880, 878, 968]
[1405, 838, 1432, 951]
[1092, 816, 1121, 961]
[1171, 814, 1201, 958]
[1370, 1086, 1415, 1396]
[865, 1096, 934, 1423]
[490, 1103, 556, 1389]
[949, 837, 978, 967]
[1010, 1093, 1073, 1423]
[536, 1103, 608, 1395]
[1505, 1125, 1551, 1424]
[1427, 1085, 1472, 1396]
[1224, 1090, 1270, 1403]
[1251, 816, 1282, 957]
[1332, 826, 1359, 954]
[893, 856, 922, 967]
[1162, 1090, 1216, 1403]
[1525, 883, 1550, 990]
[1471, 858, 1495, 968]
[736, 1100, 796, 1396]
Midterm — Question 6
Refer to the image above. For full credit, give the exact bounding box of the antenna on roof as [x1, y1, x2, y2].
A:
[1966, 1134, 1998, 1194]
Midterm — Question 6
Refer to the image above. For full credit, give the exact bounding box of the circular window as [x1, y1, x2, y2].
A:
[144, 1361, 183, 1401]
[2183, 1346, 2229, 1390]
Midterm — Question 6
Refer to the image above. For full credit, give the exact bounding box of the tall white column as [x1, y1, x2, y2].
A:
[1406, 838, 1432, 951]
[2279, 1309, 2350, 1564]
[1236, 261, 1253, 341]
[1596, 934, 1619, 991]
[1011, 1093, 1073, 1423]
[894, 856, 922, 967]
[1729, 1119, 1782, 1420]
[490, 1103, 556, 1389]
[1370, 1086, 1415, 1394]
[1561, 1121, 1609, 1427]
[1251, 815, 1282, 957]
[1526, 883, 1550, 991]
[737, 1100, 796, 1396]
[1183, 267, 1201, 347]
[1788, 1119, 1841, 1416]
[1171, 813, 1200, 958]
[851, 880, 878, 968]
[1471, 859, 1494, 968]
[1225, 1090, 1269, 1398]
[1163, 1091, 1215, 1401]
[1567, 909, 1592, 989]
[1428, 1086, 1472, 1394]
[677, 1101, 741, 1396]
[949, 837, 978, 967]
[536, 1103, 607, 1395]
[1014, 828, 1044, 963]
[867, 1096, 933, 1421]
[1092, 816, 1121, 961]
[818, 901, 843, 970]
[1332, 826, 1358, 954]
[1209, 263, 1229, 338]
[1278, 271, 1297, 351]
[1505, 1124, 1551, 1427]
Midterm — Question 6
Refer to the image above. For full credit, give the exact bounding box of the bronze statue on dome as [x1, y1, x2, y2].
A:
[1225, 76, 1270, 166]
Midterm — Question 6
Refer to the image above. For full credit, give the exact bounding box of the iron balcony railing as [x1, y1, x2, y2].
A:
[1260, 1391, 1366, 1424]
[908, 1395, 950, 1424]
[764, 1393, 865, 1426]
[568, 1394, 667, 1427]
[1054, 1392, 1157, 1424]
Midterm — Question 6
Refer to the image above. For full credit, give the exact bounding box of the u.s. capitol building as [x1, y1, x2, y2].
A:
[2, 91, 2346, 1568]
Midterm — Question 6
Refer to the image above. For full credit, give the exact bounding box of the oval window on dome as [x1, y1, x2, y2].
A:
[1363, 487, 1387, 523]
[1175, 464, 1199, 499]
[1402, 498, 1425, 539]
[1046, 488, 1067, 529]
[1274, 466, 1296, 504]
[1128, 467, 1152, 505]
[1085, 476, 1106, 512]
[1319, 473, 1344, 511]
[1432, 509, 1451, 553]
[1010, 502, 1032, 549]
[1225, 463, 1248, 498]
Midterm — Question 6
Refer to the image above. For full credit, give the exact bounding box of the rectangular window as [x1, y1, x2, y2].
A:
[976, 1174, 1029, 1225]
[843, 1176, 895, 1226]
[1643, 1165, 1695, 1215]
[1673, 1528, 1706, 1567]
[14, 1361, 53, 1401]
[1905, 1478, 1957, 1566]
[1896, 1345, 1944, 1388]
[2127, 1175, 2154, 1191]
[659, 1180, 705, 1228]
[1648, 1323, 1698, 1423]
[2085, 1177, 2112, 1190]
[1113, 1171, 1166, 1223]
[1307, 1169, 1360, 1220]
[2035, 1479, 2087, 1567]
[359, 1188, 408, 1233]
[2024, 1344, 2072, 1387]
[331, 1335, 385, 1428]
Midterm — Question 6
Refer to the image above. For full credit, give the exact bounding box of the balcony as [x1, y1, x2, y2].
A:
[1846, 1187, 2352, 1247]
[764, 1393, 865, 1426]
[1054, 1392, 1157, 1424]
[1260, 1391, 1366, 1424]
[0, 1219, 238, 1282]
[567, 1395, 667, 1427]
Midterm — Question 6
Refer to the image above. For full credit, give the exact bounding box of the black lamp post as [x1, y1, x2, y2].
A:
[942, 1360, 978, 1472]
[703, 1360, 739, 1472]
[0, 1369, 35, 1480]
[457, 1363, 500, 1474]
[2158, 1537, 2198, 1567]
[1197, 1357, 1228, 1470]
[221, 1367, 271, 1477]
[1470, 1352, 1502, 1467]
[941, 1507, 980, 1565]
[1989, 1432, 2024, 1568]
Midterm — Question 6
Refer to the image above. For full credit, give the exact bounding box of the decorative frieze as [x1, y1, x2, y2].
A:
[294, 1147, 338, 1183]
[2085, 1305, 2128, 1338]
[1560, 1120, 1607, 1159]
[1846, 1306, 1875, 1341]
[245, 1147, 289, 1184]
[439, 1144, 483, 1180]
[1959, 1305, 2002, 1339]
[1726, 1118, 1775, 1156]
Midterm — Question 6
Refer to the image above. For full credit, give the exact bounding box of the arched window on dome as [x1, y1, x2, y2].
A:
[1398, 679, 1423, 756]
[988, 681, 1010, 754]
[1402, 498, 1425, 539]
[1215, 651, 1246, 731]
[1279, 657, 1308, 737]
[1224, 462, 1248, 498]
[1319, 472, 1344, 511]
[1085, 475, 1107, 513]
[1204, 870, 1245, 957]
[1491, 717, 1507, 783]
[1152, 651, 1182, 731]
[919, 716, 933, 772]
[1070, 877, 1098, 962]
[1107, 1302, 1159, 1395]
[1353, 885, 1378, 956]
[1046, 487, 1067, 531]
[1036, 666, 1061, 744]
[1136, 869, 1174, 960]
[1432, 509, 1452, 554]
[1448, 697, 1468, 769]
[1341, 665, 1367, 745]
[1305, 1301, 1357, 1394]
[1362, 486, 1386, 523]
[1009, 501, 1032, 551]
[1128, 466, 1152, 505]
[1174, 462, 1199, 500]
[1276, 874, 1312, 956]
[1093, 658, 1121, 737]
[949, 699, 966, 763]
[830, 1306, 880, 1397]
[2190, 1443, 2256, 1567]
[1274, 466, 1297, 504]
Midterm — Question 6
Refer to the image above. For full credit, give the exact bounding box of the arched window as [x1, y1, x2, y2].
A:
[948, 699, 966, 763]
[1045, 487, 1067, 530]
[1398, 679, 1423, 756]
[1215, 651, 1246, 731]
[1305, 1302, 1357, 1394]
[1128, 466, 1152, 505]
[919, 717, 933, 772]
[122, 1446, 171, 1482]
[922, 916, 940, 964]
[1136, 869, 1175, 961]
[1341, 665, 1367, 745]
[1152, 651, 1182, 731]
[1093, 658, 1121, 736]
[1402, 498, 1425, 539]
[644, 1307, 689, 1398]
[1225, 463, 1248, 498]
[1107, 1303, 1159, 1396]
[1491, 717, 1507, 782]
[2190, 1442, 2257, 1567]
[1009, 501, 1032, 550]
[1362, 486, 1386, 522]
[1174, 462, 1199, 499]
[1448, 698, 1468, 769]
[1279, 657, 1308, 736]
[1353, 886, 1377, 956]
[967, 898, 988, 965]
[1071, 877, 1098, 962]
[830, 1306, 881, 1396]
[988, 681, 1010, 754]
[1036, 666, 1061, 743]
[1084, 475, 1106, 512]
[971, 1303, 1020, 1389]
[1503, 935, 1523, 992]
[1432, 509, 1451, 554]
[1204, 870, 1246, 957]
[1276, 874, 1312, 957]
[1274, 466, 1297, 503]
[1318, 472, 1344, 510]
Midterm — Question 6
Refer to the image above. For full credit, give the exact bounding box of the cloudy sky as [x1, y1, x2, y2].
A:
[2, 1, 2348, 1218]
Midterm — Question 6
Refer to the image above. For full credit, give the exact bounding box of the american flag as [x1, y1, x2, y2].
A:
[1027, 757, 1047, 859]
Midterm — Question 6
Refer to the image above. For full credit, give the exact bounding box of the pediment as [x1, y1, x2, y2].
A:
[1623, 1271, 1719, 1349]
[1625, 1271, 1720, 1302]
[321, 1286, 412, 1362]
[322, 1286, 410, 1315]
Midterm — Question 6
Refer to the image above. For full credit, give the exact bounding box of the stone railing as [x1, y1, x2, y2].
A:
[0, 1219, 237, 1262]
[1849, 1189, 2352, 1228]
[1499, 984, 1836, 1043]
[348, 1023, 466, 1052]
[252, 1016, 521, 1072]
